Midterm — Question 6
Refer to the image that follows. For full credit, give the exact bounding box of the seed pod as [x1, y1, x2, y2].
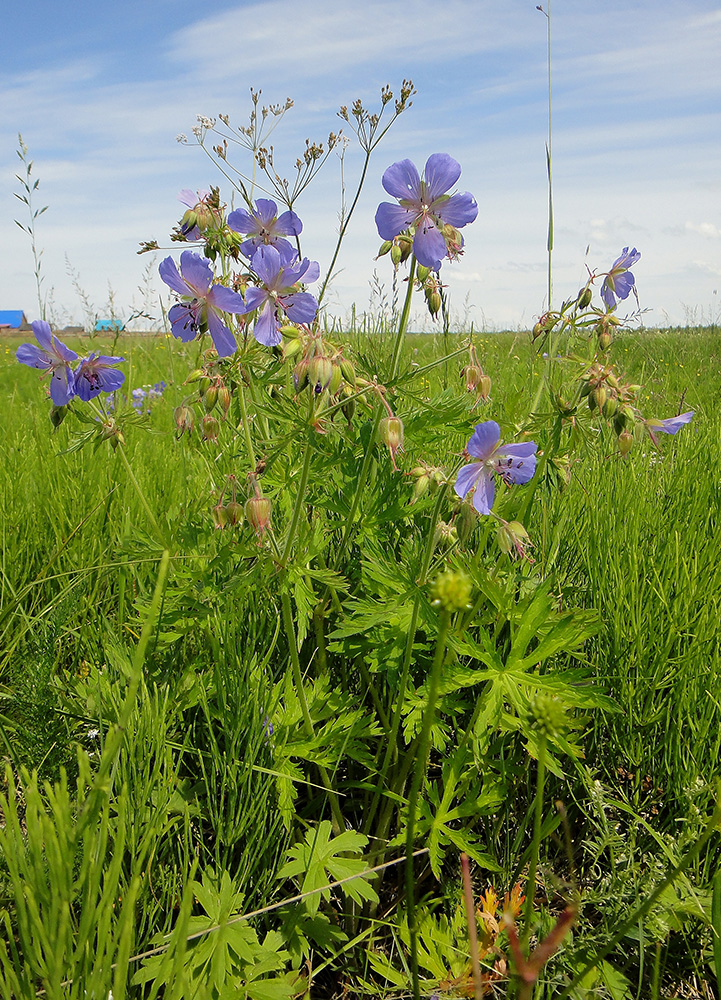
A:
[478, 374, 492, 400]
[595, 384, 608, 410]
[379, 415, 404, 452]
[463, 364, 482, 392]
[212, 504, 229, 530]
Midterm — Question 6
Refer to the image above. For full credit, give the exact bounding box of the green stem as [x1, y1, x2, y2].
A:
[280, 588, 344, 835]
[405, 606, 452, 1000]
[522, 734, 547, 948]
[390, 258, 417, 380]
[116, 443, 167, 547]
[317, 151, 373, 307]
[363, 483, 449, 841]
[280, 429, 313, 567]
[330, 404, 384, 573]
[237, 381, 257, 470]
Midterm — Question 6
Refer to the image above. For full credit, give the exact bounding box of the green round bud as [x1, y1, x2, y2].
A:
[204, 385, 219, 412]
[430, 570, 472, 612]
[577, 286, 592, 309]
[528, 692, 567, 739]
[618, 430, 633, 456]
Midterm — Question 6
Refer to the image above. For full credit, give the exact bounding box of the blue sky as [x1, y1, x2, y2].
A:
[2, 0, 720, 330]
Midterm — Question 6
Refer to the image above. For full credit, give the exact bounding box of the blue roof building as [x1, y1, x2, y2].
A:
[0, 311, 30, 329]
[95, 319, 124, 332]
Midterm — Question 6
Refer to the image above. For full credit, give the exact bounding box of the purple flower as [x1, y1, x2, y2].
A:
[74, 353, 126, 401]
[375, 153, 478, 271]
[645, 410, 694, 444]
[159, 251, 245, 358]
[16, 320, 79, 405]
[227, 198, 302, 263]
[601, 247, 641, 310]
[243, 245, 320, 347]
[454, 421, 537, 515]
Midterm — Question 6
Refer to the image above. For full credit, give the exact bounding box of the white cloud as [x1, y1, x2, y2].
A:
[685, 221, 721, 239]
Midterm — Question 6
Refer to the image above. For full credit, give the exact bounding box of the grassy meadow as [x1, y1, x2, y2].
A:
[1, 323, 720, 999]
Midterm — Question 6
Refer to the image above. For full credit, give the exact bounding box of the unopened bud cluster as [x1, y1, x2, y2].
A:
[409, 463, 445, 503]
[176, 353, 236, 442]
[285, 328, 358, 426]
[579, 362, 641, 456]
[430, 570, 472, 612]
[461, 344, 491, 402]
[416, 266, 443, 319]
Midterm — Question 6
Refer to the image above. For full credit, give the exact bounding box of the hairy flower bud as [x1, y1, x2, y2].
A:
[50, 405, 68, 429]
[212, 503, 229, 530]
[497, 519, 533, 560]
[379, 415, 405, 470]
[293, 358, 309, 393]
[463, 364, 482, 392]
[602, 395, 618, 419]
[577, 286, 592, 309]
[201, 414, 220, 442]
[390, 243, 402, 267]
[339, 357, 357, 387]
[478, 373, 491, 401]
[618, 430, 634, 456]
[308, 355, 334, 394]
[455, 502, 477, 546]
[217, 384, 232, 418]
[203, 385, 219, 412]
[426, 289, 442, 318]
[377, 239, 393, 258]
[174, 404, 194, 437]
[245, 496, 272, 536]
[225, 500, 244, 526]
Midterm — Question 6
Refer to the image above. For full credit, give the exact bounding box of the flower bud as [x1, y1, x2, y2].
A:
[50, 405, 68, 429]
[430, 569, 472, 612]
[426, 290, 442, 318]
[433, 521, 458, 551]
[594, 383, 608, 411]
[283, 336, 303, 361]
[293, 358, 309, 393]
[411, 473, 431, 503]
[308, 355, 333, 394]
[390, 243, 402, 267]
[245, 496, 272, 536]
[201, 414, 220, 442]
[225, 500, 244, 526]
[212, 504, 229, 530]
[529, 692, 566, 739]
[478, 374, 492, 401]
[602, 395, 618, 419]
[377, 239, 393, 258]
[185, 368, 206, 384]
[455, 503, 477, 546]
[174, 404, 194, 437]
[379, 415, 404, 452]
[463, 364, 482, 392]
[416, 265, 430, 282]
[497, 520, 532, 560]
[217, 384, 232, 418]
[618, 430, 633, 456]
[203, 385, 219, 412]
[577, 286, 592, 309]
[328, 361, 343, 396]
[398, 236, 413, 262]
[598, 330, 613, 351]
[339, 357, 356, 387]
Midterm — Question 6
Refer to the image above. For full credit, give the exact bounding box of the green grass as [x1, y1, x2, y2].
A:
[1, 325, 720, 998]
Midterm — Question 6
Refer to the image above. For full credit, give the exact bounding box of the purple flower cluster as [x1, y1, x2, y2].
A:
[16, 321, 125, 405]
[160, 196, 320, 353]
[375, 153, 478, 271]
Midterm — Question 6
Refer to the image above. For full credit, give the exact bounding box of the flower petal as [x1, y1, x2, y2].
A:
[438, 191, 478, 228]
[243, 287, 269, 313]
[612, 271, 635, 301]
[227, 208, 254, 235]
[282, 291, 318, 325]
[49, 367, 75, 405]
[375, 202, 416, 241]
[251, 245, 282, 286]
[424, 153, 461, 202]
[275, 209, 303, 237]
[253, 198, 279, 226]
[168, 303, 200, 342]
[32, 320, 53, 350]
[178, 251, 212, 296]
[454, 461, 483, 501]
[253, 303, 282, 347]
[648, 411, 694, 435]
[16, 343, 50, 369]
[208, 284, 246, 315]
[412, 217, 448, 270]
[381, 159, 421, 201]
[206, 309, 237, 358]
[159, 256, 189, 296]
[466, 421, 501, 460]
[494, 446, 537, 485]
[472, 470, 495, 515]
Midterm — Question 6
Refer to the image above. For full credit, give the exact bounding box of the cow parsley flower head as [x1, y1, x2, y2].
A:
[601, 247, 641, 310]
[74, 353, 126, 401]
[375, 153, 478, 271]
[159, 251, 245, 358]
[243, 245, 320, 347]
[227, 198, 302, 263]
[454, 421, 537, 515]
[16, 320, 79, 405]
